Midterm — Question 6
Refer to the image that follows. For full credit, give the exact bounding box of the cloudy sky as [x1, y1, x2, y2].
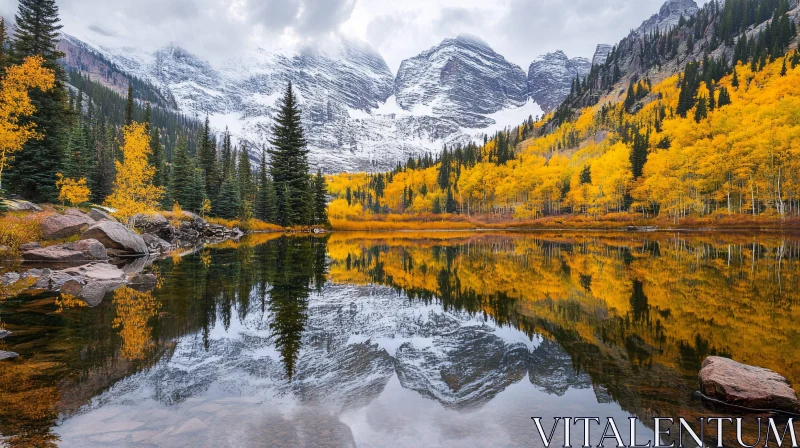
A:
[0, 0, 709, 72]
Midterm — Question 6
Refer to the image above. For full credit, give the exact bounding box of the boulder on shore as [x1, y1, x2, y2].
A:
[81, 221, 148, 255]
[57, 262, 128, 306]
[41, 210, 95, 240]
[699, 356, 800, 413]
[3, 199, 42, 212]
[22, 239, 107, 263]
[88, 208, 116, 222]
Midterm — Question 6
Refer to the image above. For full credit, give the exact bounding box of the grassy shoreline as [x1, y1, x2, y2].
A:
[329, 214, 800, 232]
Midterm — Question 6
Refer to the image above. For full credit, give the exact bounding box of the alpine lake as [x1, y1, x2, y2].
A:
[1, 231, 799, 448]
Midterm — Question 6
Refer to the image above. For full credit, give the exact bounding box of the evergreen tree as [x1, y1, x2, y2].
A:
[313, 170, 329, 226]
[198, 116, 219, 198]
[169, 135, 193, 208]
[780, 57, 787, 76]
[149, 126, 166, 189]
[269, 82, 312, 226]
[717, 87, 732, 107]
[185, 157, 206, 213]
[237, 143, 254, 220]
[694, 96, 709, 122]
[255, 147, 276, 223]
[580, 165, 592, 184]
[216, 174, 240, 219]
[125, 84, 134, 126]
[6, 0, 69, 202]
[0, 18, 9, 73]
[732, 66, 740, 87]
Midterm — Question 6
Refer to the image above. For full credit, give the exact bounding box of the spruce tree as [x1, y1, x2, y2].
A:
[255, 147, 276, 223]
[216, 174, 240, 219]
[169, 135, 193, 208]
[198, 116, 219, 198]
[269, 82, 311, 226]
[125, 84, 134, 126]
[694, 97, 709, 122]
[149, 127, 166, 190]
[237, 144, 254, 220]
[313, 170, 329, 226]
[6, 0, 69, 202]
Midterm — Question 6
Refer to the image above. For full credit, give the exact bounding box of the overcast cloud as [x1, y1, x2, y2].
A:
[0, 0, 709, 72]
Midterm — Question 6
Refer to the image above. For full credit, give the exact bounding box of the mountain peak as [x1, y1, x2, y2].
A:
[527, 51, 591, 112]
[638, 0, 698, 34]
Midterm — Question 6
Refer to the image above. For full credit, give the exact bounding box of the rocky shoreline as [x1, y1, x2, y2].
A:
[2, 207, 244, 309]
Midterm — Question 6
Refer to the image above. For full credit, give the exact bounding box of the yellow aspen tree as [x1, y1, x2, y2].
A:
[56, 173, 91, 205]
[0, 55, 55, 189]
[106, 123, 165, 222]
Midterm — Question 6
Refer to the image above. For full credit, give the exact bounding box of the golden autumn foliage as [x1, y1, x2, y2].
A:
[327, 232, 800, 391]
[105, 123, 164, 223]
[0, 211, 46, 259]
[112, 286, 161, 360]
[0, 55, 56, 188]
[330, 53, 800, 226]
[55, 173, 90, 206]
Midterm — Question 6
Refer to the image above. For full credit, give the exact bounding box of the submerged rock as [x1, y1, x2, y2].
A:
[699, 356, 800, 413]
[0, 329, 11, 338]
[41, 211, 95, 240]
[81, 221, 148, 255]
[142, 233, 173, 253]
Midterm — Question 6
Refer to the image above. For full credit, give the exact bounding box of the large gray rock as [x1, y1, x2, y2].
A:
[88, 208, 116, 222]
[22, 239, 107, 263]
[41, 211, 95, 240]
[699, 356, 800, 413]
[3, 199, 42, 212]
[57, 262, 128, 306]
[81, 221, 148, 255]
[0, 329, 10, 338]
[142, 233, 173, 253]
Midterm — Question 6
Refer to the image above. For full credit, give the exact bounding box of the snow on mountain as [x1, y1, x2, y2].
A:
[592, 44, 614, 66]
[60, 33, 542, 173]
[527, 50, 592, 112]
[394, 35, 530, 128]
[637, 0, 699, 35]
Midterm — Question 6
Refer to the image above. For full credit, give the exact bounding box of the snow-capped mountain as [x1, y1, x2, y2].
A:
[394, 35, 530, 128]
[637, 0, 699, 35]
[59, 33, 541, 173]
[527, 51, 592, 112]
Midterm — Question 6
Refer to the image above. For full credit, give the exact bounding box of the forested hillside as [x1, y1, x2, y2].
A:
[1, 0, 327, 230]
[329, 0, 800, 227]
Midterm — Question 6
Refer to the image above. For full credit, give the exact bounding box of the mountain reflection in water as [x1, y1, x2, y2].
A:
[0, 232, 798, 447]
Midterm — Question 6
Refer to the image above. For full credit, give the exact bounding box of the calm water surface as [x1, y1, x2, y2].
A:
[1, 231, 799, 447]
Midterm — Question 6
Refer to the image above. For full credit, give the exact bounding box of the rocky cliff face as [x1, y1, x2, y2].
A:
[592, 44, 614, 66]
[527, 51, 592, 112]
[637, 0, 699, 35]
[394, 35, 529, 128]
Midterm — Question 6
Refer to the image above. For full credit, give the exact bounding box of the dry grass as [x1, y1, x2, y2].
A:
[0, 212, 48, 259]
[331, 212, 800, 232]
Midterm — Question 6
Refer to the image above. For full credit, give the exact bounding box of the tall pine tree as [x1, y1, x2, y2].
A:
[6, 0, 69, 202]
[269, 82, 312, 227]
